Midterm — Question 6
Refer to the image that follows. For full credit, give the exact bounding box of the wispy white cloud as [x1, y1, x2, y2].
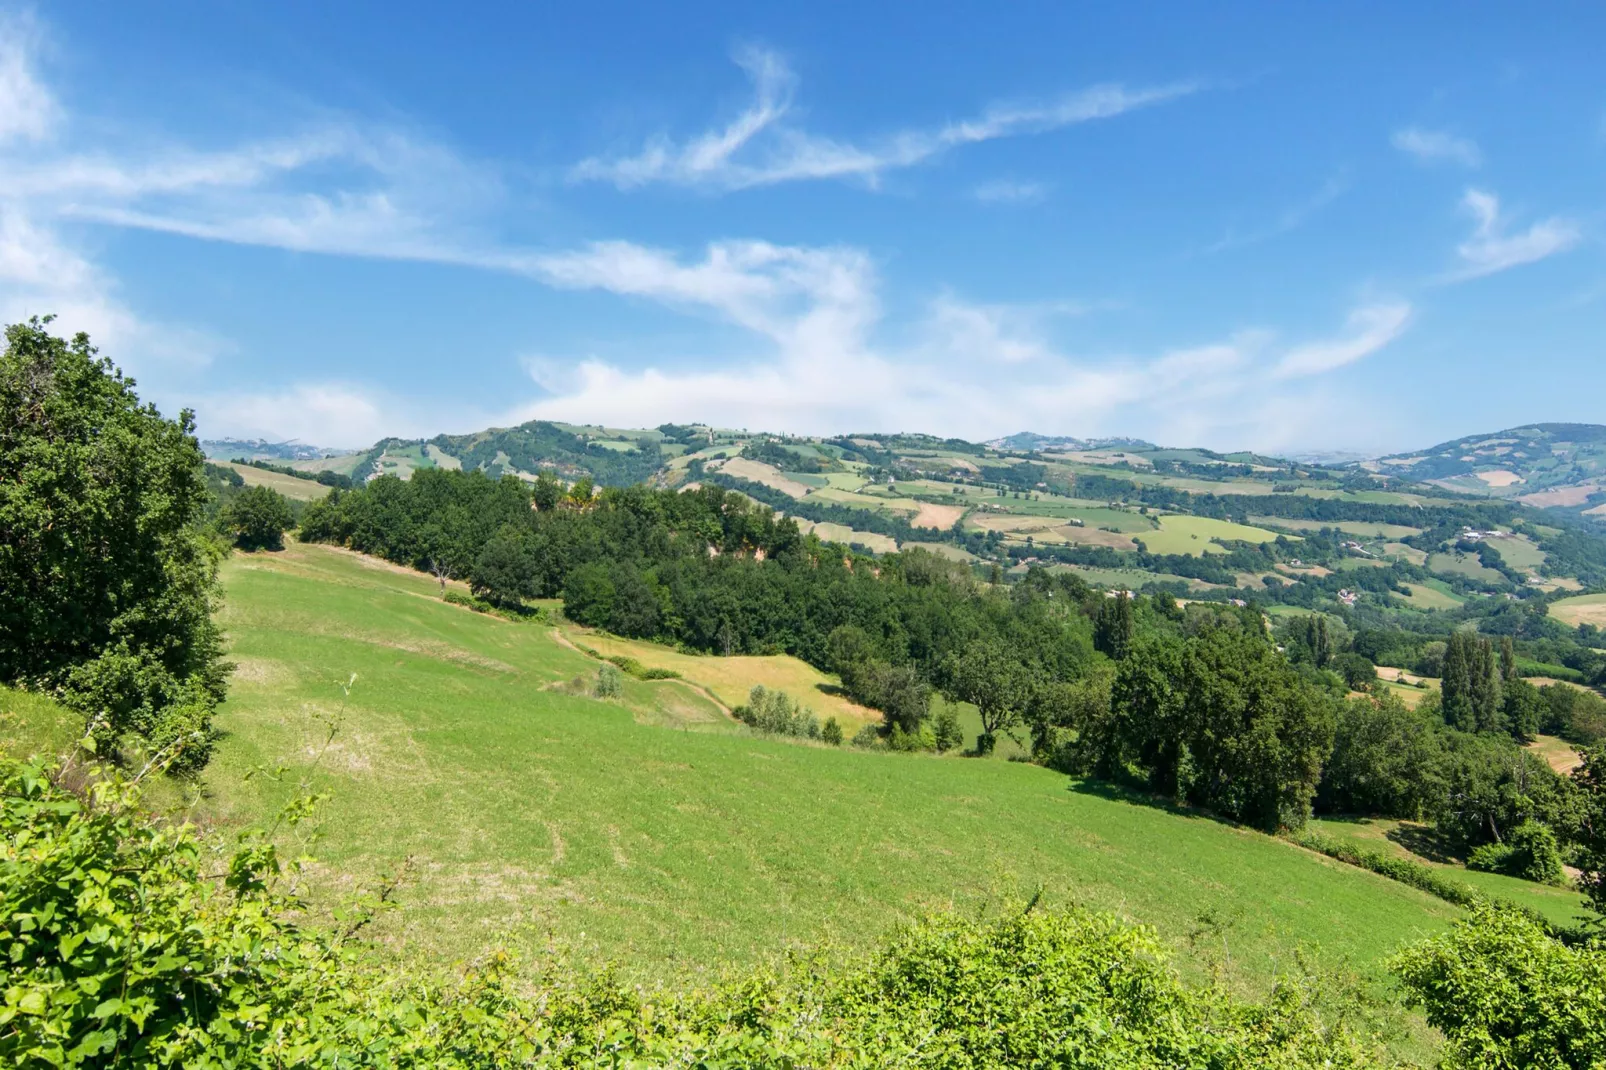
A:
[1273, 301, 1411, 378]
[571, 46, 1195, 191]
[0, 15, 1402, 453]
[972, 179, 1048, 205]
[0, 11, 57, 144]
[1450, 188, 1579, 280]
[1196, 175, 1348, 256]
[504, 235, 1411, 452]
[1392, 127, 1481, 168]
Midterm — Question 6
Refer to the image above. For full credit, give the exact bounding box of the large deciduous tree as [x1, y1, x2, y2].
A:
[941, 641, 1030, 755]
[218, 485, 294, 550]
[0, 318, 228, 771]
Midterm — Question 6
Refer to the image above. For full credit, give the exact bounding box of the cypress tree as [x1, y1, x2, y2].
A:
[1441, 632, 1477, 732]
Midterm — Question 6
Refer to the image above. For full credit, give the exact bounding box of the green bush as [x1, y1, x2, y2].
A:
[1392, 905, 1606, 1069]
[1466, 841, 1517, 875]
[851, 723, 884, 749]
[443, 589, 495, 613]
[737, 685, 819, 739]
[594, 664, 623, 699]
[821, 716, 843, 745]
[0, 753, 1393, 1068]
[933, 704, 964, 753]
[602, 655, 681, 681]
[1467, 821, 1567, 886]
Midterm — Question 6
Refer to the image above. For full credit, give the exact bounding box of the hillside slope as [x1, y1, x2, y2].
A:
[199, 541, 1539, 994]
[1368, 423, 1606, 510]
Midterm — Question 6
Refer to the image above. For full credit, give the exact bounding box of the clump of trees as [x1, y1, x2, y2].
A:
[217, 485, 294, 550]
[0, 319, 229, 773]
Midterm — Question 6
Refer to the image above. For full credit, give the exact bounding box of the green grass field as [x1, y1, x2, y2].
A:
[1393, 582, 1466, 611]
[131, 541, 1491, 1009]
[1138, 515, 1289, 556]
[1491, 533, 1546, 571]
[1249, 518, 1423, 540]
[1427, 552, 1506, 586]
[1305, 817, 1589, 928]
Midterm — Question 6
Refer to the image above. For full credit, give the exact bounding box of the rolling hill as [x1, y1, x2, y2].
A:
[224, 418, 1606, 616]
[126, 542, 1586, 999]
[1367, 423, 1606, 513]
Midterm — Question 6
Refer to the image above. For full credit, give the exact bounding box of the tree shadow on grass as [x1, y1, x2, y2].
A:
[1065, 778, 1251, 832]
[1386, 823, 1460, 865]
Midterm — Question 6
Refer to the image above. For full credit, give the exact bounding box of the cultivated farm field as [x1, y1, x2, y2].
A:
[1138, 514, 1289, 556]
[221, 461, 336, 502]
[1552, 592, 1606, 629]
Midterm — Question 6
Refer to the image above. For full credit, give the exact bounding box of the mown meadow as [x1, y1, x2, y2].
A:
[182, 542, 1496, 1000]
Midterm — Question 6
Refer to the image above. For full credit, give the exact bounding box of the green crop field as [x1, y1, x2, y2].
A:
[1138, 514, 1289, 556]
[1394, 582, 1466, 611]
[1427, 552, 1506, 585]
[1490, 533, 1546, 570]
[124, 541, 1490, 1006]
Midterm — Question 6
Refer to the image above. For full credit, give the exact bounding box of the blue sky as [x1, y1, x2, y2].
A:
[2, 3, 1602, 453]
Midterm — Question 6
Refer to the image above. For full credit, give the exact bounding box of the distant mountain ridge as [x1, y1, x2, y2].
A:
[200, 437, 335, 462]
[987, 432, 1159, 452]
[1366, 423, 1606, 515]
[254, 418, 1606, 525]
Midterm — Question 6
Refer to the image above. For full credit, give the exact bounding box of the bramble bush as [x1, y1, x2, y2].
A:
[1392, 905, 1606, 1069]
[0, 750, 1398, 1068]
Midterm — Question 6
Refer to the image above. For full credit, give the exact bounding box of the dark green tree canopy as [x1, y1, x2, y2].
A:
[219, 485, 294, 550]
[0, 318, 228, 770]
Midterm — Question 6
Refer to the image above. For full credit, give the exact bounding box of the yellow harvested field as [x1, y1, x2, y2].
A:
[1518, 483, 1603, 507]
[715, 458, 813, 498]
[1276, 563, 1333, 578]
[793, 520, 899, 554]
[1527, 735, 1583, 775]
[222, 462, 333, 502]
[1551, 593, 1606, 628]
[969, 513, 1068, 534]
[557, 626, 880, 731]
[1375, 666, 1427, 685]
[1475, 469, 1524, 487]
[1053, 526, 1138, 550]
[912, 502, 966, 530]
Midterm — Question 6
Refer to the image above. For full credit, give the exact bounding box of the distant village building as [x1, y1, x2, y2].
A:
[1337, 589, 1358, 607]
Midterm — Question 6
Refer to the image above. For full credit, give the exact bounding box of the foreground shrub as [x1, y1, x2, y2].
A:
[0, 752, 1392, 1068]
[1392, 905, 1606, 1069]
